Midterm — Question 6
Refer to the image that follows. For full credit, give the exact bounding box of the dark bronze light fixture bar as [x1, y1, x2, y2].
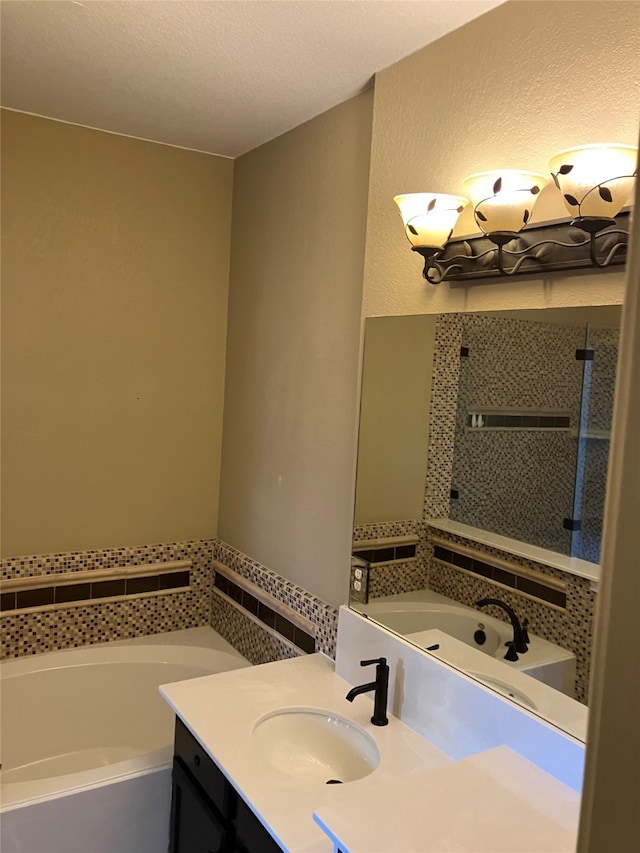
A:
[395, 143, 637, 286]
[413, 210, 631, 284]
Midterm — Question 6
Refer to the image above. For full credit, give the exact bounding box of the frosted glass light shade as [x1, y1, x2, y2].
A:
[462, 170, 548, 236]
[549, 143, 638, 219]
[393, 193, 468, 249]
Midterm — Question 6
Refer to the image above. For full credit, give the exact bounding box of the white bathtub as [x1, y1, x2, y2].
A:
[355, 592, 587, 740]
[1, 627, 250, 853]
[356, 590, 577, 694]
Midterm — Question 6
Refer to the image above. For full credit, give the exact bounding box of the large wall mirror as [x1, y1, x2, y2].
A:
[350, 305, 622, 739]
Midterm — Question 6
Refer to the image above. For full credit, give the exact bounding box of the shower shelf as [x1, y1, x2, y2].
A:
[569, 429, 611, 440]
[465, 408, 572, 431]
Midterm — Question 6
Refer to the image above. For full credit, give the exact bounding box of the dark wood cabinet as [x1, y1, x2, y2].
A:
[169, 717, 283, 853]
[234, 797, 283, 853]
[170, 758, 230, 853]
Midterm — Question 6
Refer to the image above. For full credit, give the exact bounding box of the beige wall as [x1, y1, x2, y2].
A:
[363, 0, 639, 318]
[217, 1, 639, 608]
[355, 314, 436, 525]
[1, 111, 233, 556]
[218, 91, 373, 607]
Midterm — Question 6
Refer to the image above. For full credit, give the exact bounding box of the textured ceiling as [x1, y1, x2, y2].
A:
[1, 0, 502, 158]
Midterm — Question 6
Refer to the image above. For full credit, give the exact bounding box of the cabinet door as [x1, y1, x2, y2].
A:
[174, 717, 235, 819]
[169, 758, 231, 853]
[234, 797, 283, 853]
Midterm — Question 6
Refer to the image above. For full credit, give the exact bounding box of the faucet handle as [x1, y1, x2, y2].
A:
[360, 657, 387, 668]
[504, 641, 519, 662]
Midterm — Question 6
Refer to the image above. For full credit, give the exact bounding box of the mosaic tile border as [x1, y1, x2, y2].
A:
[352, 521, 429, 600]
[1, 540, 214, 659]
[3, 538, 340, 663]
[213, 572, 315, 654]
[213, 541, 338, 659]
[353, 520, 424, 541]
[366, 560, 428, 601]
[432, 544, 567, 608]
[1, 569, 191, 613]
[210, 589, 300, 666]
[352, 543, 417, 563]
[2, 542, 204, 580]
[426, 525, 596, 704]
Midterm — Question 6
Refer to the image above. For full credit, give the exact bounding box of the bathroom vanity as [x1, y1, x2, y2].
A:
[160, 644, 583, 853]
[170, 717, 281, 853]
[162, 653, 450, 852]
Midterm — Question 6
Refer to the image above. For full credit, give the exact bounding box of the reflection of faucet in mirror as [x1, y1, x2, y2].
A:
[475, 598, 528, 661]
[350, 306, 622, 734]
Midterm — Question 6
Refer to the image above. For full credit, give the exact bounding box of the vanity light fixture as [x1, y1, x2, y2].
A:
[549, 143, 638, 263]
[462, 170, 548, 240]
[393, 193, 468, 280]
[396, 143, 637, 283]
[461, 169, 548, 275]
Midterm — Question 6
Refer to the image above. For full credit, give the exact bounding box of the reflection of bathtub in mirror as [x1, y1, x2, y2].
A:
[353, 589, 587, 741]
[351, 306, 620, 732]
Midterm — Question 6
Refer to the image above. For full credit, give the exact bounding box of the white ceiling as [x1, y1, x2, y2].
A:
[1, 0, 502, 158]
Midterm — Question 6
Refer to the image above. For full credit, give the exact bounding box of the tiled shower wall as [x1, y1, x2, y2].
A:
[1, 539, 339, 663]
[427, 313, 617, 561]
[449, 315, 585, 553]
[423, 314, 464, 520]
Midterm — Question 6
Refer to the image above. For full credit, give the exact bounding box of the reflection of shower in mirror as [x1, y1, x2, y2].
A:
[352, 305, 621, 734]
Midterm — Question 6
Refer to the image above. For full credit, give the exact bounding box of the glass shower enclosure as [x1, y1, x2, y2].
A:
[448, 313, 619, 564]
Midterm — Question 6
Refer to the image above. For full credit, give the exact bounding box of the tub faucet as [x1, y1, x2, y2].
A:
[475, 598, 528, 661]
[345, 657, 389, 726]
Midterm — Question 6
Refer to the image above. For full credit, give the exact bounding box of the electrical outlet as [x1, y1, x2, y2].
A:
[355, 568, 363, 580]
[353, 580, 362, 592]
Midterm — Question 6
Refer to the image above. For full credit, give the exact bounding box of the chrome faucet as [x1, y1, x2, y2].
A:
[475, 598, 528, 661]
[345, 657, 389, 726]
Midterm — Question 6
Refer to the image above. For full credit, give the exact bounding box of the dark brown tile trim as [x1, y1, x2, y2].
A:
[17, 587, 55, 609]
[55, 583, 92, 604]
[213, 573, 315, 654]
[92, 579, 127, 599]
[1, 592, 17, 612]
[352, 543, 417, 564]
[1, 570, 191, 613]
[433, 545, 567, 608]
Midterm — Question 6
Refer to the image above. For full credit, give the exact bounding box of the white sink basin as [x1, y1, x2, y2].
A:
[467, 671, 538, 711]
[252, 707, 380, 784]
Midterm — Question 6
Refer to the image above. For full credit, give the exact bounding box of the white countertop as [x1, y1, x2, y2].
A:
[160, 653, 580, 853]
[314, 745, 580, 853]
